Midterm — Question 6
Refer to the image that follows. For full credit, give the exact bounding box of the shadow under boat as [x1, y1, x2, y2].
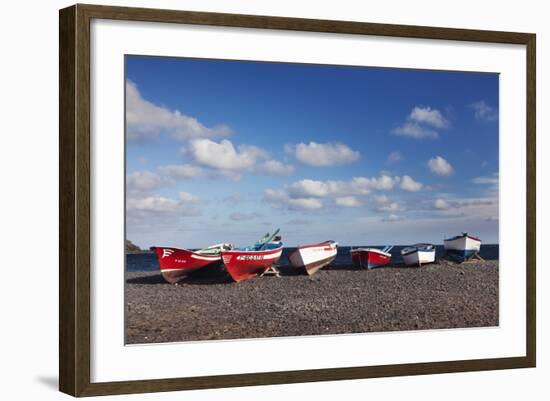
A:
[126, 262, 234, 285]
[128, 256, 447, 285]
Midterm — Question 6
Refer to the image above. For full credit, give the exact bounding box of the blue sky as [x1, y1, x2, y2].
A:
[125, 55, 499, 249]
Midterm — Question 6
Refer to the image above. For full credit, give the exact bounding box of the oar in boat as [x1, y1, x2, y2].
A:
[258, 228, 281, 251]
[253, 232, 271, 248]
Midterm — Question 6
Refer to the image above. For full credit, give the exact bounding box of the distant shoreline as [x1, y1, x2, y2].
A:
[126, 244, 500, 254]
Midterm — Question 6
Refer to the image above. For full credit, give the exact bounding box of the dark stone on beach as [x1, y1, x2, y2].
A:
[125, 260, 499, 344]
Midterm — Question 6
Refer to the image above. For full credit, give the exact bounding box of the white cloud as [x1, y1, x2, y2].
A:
[287, 175, 401, 199]
[376, 202, 402, 212]
[427, 156, 454, 176]
[409, 106, 449, 128]
[127, 165, 206, 196]
[292, 142, 360, 166]
[460, 198, 496, 207]
[126, 80, 231, 141]
[126, 170, 163, 192]
[157, 164, 204, 179]
[335, 196, 362, 207]
[127, 196, 180, 213]
[400, 175, 423, 191]
[374, 194, 390, 204]
[392, 106, 449, 139]
[366, 175, 400, 190]
[469, 100, 498, 121]
[382, 214, 404, 222]
[270, 174, 424, 207]
[392, 122, 439, 139]
[126, 194, 200, 215]
[472, 174, 499, 185]
[460, 198, 498, 222]
[374, 195, 404, 212]
[263, 189, 288, 207]
[422, 196, 498, 223]
[264, 173, 424, 212]
[433, 198, 451, 210]
[188, 138, 268, 171]
[257, 160, 295, 176]
[387, 151, 403, 163]
[178, 191, 201, 204]
[289, 179, 334, 198]
[126, 191, 202, 232]
[263, 189, 323, 211]
[288, 197, 323, 210]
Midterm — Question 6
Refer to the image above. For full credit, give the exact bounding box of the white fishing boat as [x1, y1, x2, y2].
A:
[288, 240, 338, 275]
[401, 243, 436, 266]
[443, 233, 481, 261]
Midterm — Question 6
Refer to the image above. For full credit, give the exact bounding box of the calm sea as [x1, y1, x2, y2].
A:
[126, 244, 499, 272]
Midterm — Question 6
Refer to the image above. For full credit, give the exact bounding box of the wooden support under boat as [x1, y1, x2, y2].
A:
[260, 266, 281, 277]
[443, 250, 484, 264]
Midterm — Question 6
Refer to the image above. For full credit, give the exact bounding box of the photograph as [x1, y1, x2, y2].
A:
[124, 55, 500, 345]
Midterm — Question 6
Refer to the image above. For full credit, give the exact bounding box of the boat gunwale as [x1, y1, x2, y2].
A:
[294, 240, 338, 250]
[400, 244, 436, 256]
[221, 245, 283, 255]
[444, 233, 481, 243]
[401, 248, 436, 256]
[151, 246, 223, 260]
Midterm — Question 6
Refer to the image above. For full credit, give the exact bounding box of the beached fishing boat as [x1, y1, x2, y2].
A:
[222, 229, 283, 282]
[288, 240, 338, 275]
[151, 243, 232, 284]
[443, 233, 481, 262]
[350, 246, 393, 269]
[401, 243, 436, 266]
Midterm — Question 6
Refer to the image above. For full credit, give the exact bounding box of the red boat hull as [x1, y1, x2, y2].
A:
[222, 247, 283, 282]
[151, 246, 222, 283]
[351, 249, 392, 269]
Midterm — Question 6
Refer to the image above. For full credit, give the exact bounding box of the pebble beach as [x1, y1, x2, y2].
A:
[125, 260, 498, 344]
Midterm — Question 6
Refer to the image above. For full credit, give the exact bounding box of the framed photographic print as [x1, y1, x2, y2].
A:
[59, 4, 536, 397]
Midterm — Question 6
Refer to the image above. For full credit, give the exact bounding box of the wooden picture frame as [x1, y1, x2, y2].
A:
[59, 3, 536, 397]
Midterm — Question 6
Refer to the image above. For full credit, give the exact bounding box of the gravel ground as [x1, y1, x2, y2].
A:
[125, 260, 498, 344]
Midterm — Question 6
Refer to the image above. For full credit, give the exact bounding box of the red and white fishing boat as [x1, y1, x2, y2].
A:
[350, 246, 393, 269]
[288, 240, 338, 275]
[151, 243, 232, 284]
[222, 230, 283, 282]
